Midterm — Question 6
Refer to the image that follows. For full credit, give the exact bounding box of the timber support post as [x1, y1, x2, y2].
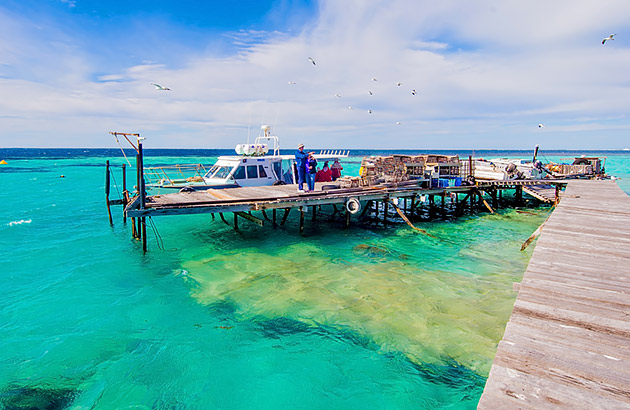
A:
[121, 163, 127, 223]
[138, 140, 147, 253]
[456, 191, 473, 216]
[360, 200, 372, 218]
[105, 160, 113, 225]
[555, 184, 561, 205]
[280, 208, 291, 226]
[219, 213, 230, 226]
[515, 185, 523, 205]
[141, 217, 147, 253]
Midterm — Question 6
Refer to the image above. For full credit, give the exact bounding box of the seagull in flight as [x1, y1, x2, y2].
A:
[602, 34, 615, 44]
[368, 90, 373, 95]
[368, 109, 373, 114]
[411, 89, 417, 95]
[538, 123, 545, 128]
[288, 81, 296, 85]
[396, 82, 402, 86]
[396, 121, 402, 125]
[371, 77, 378, 81]
[334, 93, 341, 98]
[308, 57, 316, 65]
[151, 83, 170, 91]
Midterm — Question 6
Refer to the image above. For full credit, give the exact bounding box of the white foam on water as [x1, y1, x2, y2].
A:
[8, 219, 32, 226]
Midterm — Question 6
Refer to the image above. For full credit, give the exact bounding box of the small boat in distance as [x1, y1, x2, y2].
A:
[144, 125, 349, 191]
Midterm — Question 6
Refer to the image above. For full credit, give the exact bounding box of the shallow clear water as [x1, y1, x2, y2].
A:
[0, 149, 628, 409]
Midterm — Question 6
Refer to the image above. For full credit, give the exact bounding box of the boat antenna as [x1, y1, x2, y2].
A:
[532, 144, 540, 163]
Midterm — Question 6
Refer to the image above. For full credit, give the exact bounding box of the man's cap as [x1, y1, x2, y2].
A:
[298, 143, 304, 148]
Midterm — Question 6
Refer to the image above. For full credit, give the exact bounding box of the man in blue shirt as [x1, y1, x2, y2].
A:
[294, 143, 310, 191]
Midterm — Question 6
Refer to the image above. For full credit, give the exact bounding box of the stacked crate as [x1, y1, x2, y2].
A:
[559, 164, 593, 175]
[337, 176, 361, 188]
[358, 155, 426, 186]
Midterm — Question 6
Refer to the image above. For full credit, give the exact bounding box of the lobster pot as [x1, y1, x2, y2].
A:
[338, 176, 361, 188]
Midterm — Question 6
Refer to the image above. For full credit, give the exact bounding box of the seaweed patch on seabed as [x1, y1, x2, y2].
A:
[0, 384, 77, 410]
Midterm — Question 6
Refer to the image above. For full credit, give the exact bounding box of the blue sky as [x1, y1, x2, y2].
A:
[1, 0, 629, 149]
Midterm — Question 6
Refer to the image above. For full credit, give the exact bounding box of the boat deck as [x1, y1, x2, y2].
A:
[478, 180, 630, 409]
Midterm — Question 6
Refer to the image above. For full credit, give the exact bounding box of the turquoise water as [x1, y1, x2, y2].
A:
[1, 151, 628, 409]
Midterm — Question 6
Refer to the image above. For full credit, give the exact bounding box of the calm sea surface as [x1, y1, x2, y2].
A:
[1, 148, 628, 409]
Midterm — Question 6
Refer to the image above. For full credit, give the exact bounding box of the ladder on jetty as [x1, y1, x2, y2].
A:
[479, 180, 630, 409]
[522, 184, 559, 204]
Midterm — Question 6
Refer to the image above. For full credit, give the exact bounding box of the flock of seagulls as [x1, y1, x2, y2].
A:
[296, 56, 418, 123]
[147, 33, 618, 128]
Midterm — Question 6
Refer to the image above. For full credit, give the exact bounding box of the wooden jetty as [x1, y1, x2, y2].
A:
[113, 177, 566, 253]
[522, 184, 558, 204]
[104, 138, 566, 252]
[478, 180, 630, 409]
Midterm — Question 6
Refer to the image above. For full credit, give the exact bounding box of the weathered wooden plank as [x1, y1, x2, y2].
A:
[479, 364, 630, 410]
[479, 180, 630, 409]
[507, 314, 630, 360]
[490, 339, 630, 399]
[517, 280, 630, 312]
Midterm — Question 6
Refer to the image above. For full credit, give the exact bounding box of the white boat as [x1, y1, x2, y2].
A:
[145, 125, 349, 190]
[473, 158, 541, 180]
[472, 145, 551, 181]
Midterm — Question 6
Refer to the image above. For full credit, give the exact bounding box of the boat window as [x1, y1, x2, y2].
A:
[258, 165, 267, 178]
[233, 165, 246, 180]
[204, 165, 220, 178]
[246, 165, 258, 179]
[273, 161, 282, 180]
[210, 166, 233, 179]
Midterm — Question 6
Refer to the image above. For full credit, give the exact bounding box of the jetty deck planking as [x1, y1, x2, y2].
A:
[126, 180, 564, 218]
[478, 180, 630, 409]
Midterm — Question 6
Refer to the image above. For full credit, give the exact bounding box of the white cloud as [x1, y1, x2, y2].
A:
[0, 0, 629, 148]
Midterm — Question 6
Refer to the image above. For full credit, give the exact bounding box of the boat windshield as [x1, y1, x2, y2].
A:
[206, 165, 234, 180]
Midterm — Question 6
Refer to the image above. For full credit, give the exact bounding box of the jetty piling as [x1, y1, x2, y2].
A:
[105, 160, 113, 225]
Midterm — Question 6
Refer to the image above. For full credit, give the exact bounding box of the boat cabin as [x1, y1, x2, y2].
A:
[203, 156, 284, 187]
